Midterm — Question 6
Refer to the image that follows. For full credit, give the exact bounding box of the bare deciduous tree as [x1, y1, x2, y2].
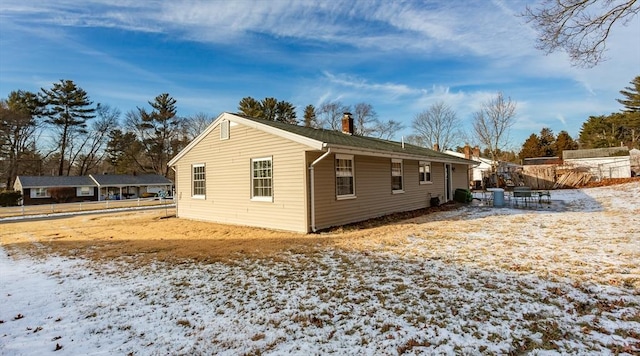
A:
[317, 101, 351, 130]
[353, 102, 378, 136]
[71, 103, 119, 175]
[472, 92, 517, 164]
[183, 112, 215, 140]
[371, 119, 405, 140]
[523, 0, 640, 68]
[411, 101, 462, 151]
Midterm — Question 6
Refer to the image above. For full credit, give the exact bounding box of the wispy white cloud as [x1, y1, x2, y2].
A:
[322, 72, 418, 98]
[1, 0, 638, 145]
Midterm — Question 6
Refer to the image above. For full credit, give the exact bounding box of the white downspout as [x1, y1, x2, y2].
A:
[309, 148, 331, 232]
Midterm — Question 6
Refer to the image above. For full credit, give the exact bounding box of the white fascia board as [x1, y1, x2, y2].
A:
[168, 112, 324, 166]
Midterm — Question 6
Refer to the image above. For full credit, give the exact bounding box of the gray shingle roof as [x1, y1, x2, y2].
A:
[16, 174, 173, 188]
[90, 174, 173, 186]
[235, 114, 472, 163]
[17, 176, 96, 188]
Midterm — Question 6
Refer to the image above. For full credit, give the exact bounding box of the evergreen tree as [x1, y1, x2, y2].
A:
[303, 104, 317, 128]
[519, 133, 543, 159]
[40, 80, 95, 176]
[555, 130, 578, 157]
[261, 97, 278, 121]
[539, 127, 556, 156]
[132, 93, 181, 177]
[237, 96, 297, 124]
[238, 97, 262, 117]
[0, 91, 42, 187]
[617, 75, 640, 112]
[106, 129, 142, 174]
[275, 100, 297, 124]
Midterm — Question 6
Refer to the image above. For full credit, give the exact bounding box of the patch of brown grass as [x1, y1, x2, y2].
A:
[0, 204, 461, 265]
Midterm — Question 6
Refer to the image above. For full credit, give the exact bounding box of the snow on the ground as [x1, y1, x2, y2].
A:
[1, 183, 639, 355]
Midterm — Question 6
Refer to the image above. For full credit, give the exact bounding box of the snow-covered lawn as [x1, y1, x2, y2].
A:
[1, 183, 639, 355]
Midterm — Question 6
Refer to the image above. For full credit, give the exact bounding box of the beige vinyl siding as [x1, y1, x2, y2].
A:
[309, 153, 448, 230]
[430, 162, 445, 202]
[173, 122, 309, 233]
[451, 163, 470, 192]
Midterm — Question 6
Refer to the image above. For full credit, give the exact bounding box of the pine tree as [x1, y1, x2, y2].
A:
[303, 105, 317, 128]
[617, 75, 640, 112]
[40, 80, 95, 176]
[519, 134, 543, 159]
[539, 127, 556, 156]
[555, 130, 578, 157]
[238, 97, 262, 117]
[134, 93, 180, 177]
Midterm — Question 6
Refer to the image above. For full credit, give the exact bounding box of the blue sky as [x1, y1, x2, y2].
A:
[1, 0, 638, 150]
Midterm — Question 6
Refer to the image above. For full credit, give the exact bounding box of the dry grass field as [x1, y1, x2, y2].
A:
[2, 184, 638, 289]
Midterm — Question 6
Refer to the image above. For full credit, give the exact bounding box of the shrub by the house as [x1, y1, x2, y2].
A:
[0, 190, 22, 207]
[48, 187, 76, 203]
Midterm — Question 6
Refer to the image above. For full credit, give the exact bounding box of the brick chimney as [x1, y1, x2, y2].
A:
[433, 143, 440, 152]
[341, 112, 354, 135]
[472, 146, 480, 158]
[463, 144, 471, 159]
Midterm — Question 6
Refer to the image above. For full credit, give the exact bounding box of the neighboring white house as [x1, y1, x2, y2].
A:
[562, 147, 631, 179]
[445, 145, 521, 189]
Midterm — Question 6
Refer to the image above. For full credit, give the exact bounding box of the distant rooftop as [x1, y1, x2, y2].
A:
[563, 147, 629, 160]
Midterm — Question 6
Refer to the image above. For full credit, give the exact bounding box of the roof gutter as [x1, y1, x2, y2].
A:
[308, 148, 331, 233]
[325, 144, 475, 166]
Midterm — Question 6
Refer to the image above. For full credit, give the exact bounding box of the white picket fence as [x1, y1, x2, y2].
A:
[0, 197, 175, 219]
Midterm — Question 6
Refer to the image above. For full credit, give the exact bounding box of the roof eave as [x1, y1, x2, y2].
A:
[326, 144, 475, 165]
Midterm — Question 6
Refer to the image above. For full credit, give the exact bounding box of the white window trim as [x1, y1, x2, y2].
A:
[419, 161, 433, 185]
[251, 156, 273, 202]
[31, 187, 50, 198]
[391, 158, 404, 193]
[192, 163, 206, 199]
[335, 154, 356, 199]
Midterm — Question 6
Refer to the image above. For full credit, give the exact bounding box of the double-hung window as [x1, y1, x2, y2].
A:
[391, 159, 404, 193]
[32, 188, 49, 198]
[419, 161, 432, 184]
[192, 164, 206, 198]
[251, 157, 273, 201]
[336, 154, 355, 199]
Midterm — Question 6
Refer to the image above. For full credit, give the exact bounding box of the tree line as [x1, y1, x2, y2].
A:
[2, 75, 638, 190]
[0, 80, 216, 188]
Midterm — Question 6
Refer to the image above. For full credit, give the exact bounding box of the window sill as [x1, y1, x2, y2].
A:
[251, 197, 273, 202]
[392, 190, 405, 194]
[336, 195, 357, 200]
[191, 195, 206, 200]
[419, 181, 433, 185]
